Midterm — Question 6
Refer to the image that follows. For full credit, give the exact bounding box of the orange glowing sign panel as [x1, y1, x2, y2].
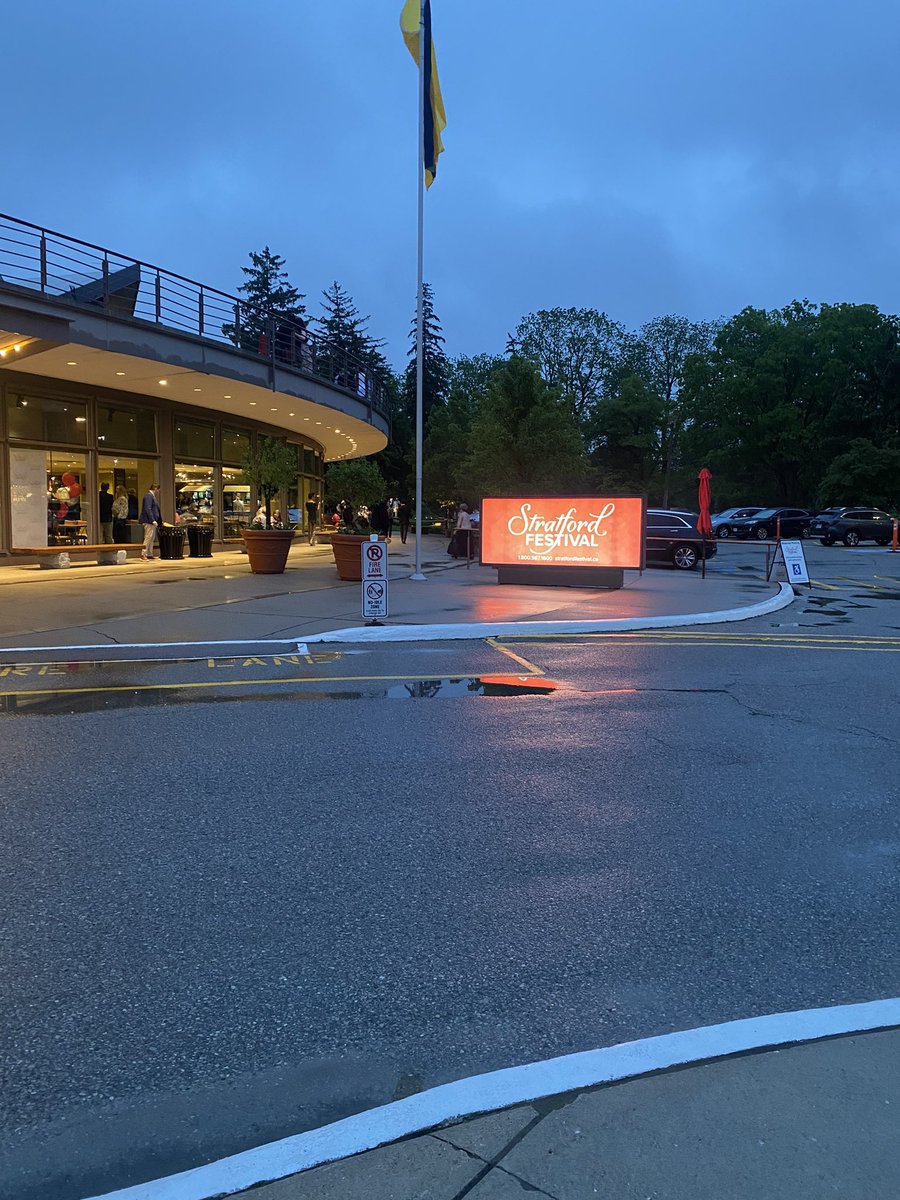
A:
[481, 497, 645, 569]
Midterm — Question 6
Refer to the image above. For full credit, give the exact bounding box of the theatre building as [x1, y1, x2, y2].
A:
[0, 214, 389, 559]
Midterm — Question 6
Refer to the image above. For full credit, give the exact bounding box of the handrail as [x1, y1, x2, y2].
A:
[0, 212, 390, 421]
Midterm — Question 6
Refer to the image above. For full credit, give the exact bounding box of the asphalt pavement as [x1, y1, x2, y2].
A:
[0, 541, 898, 1199]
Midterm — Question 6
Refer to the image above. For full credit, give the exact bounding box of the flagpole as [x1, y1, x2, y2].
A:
[410, 0, 427, 582]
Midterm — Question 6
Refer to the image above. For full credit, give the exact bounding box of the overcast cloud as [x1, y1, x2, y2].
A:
[6, 0, 900, 363]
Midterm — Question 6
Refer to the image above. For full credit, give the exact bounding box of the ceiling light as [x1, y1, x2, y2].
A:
[115, 371, 126, 376]
[224, 394, 232, 399]
[289, 412, 295, 417]
[249, 401, 257, 406]
[14, 344, 22, 353]
[66, 360, 77, 366]
[270, 407, 278, 412]
[193, 387, 202, 393]
[75, 416, 87, 423]
[158, 379, 168, 386]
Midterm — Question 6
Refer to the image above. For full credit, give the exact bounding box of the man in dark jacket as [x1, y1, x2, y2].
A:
[98, 483, 114, 543]
[140, 484, 161, 560]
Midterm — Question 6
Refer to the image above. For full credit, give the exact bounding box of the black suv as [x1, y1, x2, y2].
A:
[646, 510, 717, 570]
[810, 507, 895, 546]
[728, 507, 811, 540]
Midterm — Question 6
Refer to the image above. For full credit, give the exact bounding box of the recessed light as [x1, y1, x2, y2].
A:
[115, 371, 126, 376]
[249, 401, 257, 406]
[289, 412, 295, 417]
[270, 407, 278, 412]
[193, 387, 202, 392]
[224, 394, 232, 399]
[158, 379, 168, 386]
[0, 350, 6, 357]
[14, 344, 22, 353]
[303, 417, 310, 421]
[66, 360, 77, 366]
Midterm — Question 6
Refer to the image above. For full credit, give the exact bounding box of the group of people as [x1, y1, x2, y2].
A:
[331, 497, 412, 544]
[98, 482, 140, 544]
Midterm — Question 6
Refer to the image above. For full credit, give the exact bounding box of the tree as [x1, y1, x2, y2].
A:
[325, 458, 386, 523]
[403, 283, 449, 432]
[629, 315, 719, 506]
[424, 354, 502, 501]
[464, 357, 587, 497]
[241, 436, 298, 529]
[224, 247, 306, 350]
[816, 439, 900, 511]
[586, 374, 663, 494]
[316, 281, 384, 363]
[508, 307, 628, 426]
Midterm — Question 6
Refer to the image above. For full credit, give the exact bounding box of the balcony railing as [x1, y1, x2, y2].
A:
[0, 212, 390, 420]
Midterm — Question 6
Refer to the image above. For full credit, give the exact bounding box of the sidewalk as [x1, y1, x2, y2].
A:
[0, 538, 785, 650]
[232, 1028, 899, 1200]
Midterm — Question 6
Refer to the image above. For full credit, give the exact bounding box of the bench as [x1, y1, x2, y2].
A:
[12, 544, 145, 569]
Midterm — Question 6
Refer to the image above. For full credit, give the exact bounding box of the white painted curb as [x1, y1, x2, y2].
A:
[84, 995, 900, 1200]
[304, 582, 797, 643]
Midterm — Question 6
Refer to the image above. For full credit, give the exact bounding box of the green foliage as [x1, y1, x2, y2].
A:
[816, 440, 900, 511]
[403, 282, 450, 431]
[586, 374, 662, 494]
[464, 357, 587, 497]
[224, 247, 306, 349]
[424, 354, 503, 501]
[509, 307, 628, 425]
[325, 458, 386, 514]
[241, 436, 299, 528]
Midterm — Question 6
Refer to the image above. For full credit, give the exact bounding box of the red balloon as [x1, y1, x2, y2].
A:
[61, 472, 77, 487]
[57, 503, 69, 519]
[68, 483, 82, 499]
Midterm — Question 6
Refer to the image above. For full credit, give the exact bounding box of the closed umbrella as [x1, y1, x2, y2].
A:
[697, 467, 713, 577]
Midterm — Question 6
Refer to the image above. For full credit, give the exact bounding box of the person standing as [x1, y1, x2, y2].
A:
[112, 486, 129, 543]
[98, 482, 114, 543]
[140, 483, 161, 560]
[449, 503, 473, 559]
[397, 499, 411, 544]
[305, 493, 321, 545]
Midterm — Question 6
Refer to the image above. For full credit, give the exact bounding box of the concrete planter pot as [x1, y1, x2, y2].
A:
[241, 528, 296, 574]
[330, 532, 385, 581]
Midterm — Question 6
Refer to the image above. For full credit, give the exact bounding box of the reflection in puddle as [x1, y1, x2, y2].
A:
[0, 675, 559, 716]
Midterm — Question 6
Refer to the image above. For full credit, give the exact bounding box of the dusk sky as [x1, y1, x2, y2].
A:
[7, 0, 900, 365]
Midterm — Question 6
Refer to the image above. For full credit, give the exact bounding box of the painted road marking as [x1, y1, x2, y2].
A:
[83, 997, 900, 1200]
[484, 636, 545, 676]
[497, 632, 900, 654]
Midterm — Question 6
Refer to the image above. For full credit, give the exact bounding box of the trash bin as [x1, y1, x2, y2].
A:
[187, 524, 214, 558]
[157, 526, 185, 560]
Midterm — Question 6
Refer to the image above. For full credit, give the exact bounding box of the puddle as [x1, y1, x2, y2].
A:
[0, 675, 559, 716]
[854, 592, 900, 601]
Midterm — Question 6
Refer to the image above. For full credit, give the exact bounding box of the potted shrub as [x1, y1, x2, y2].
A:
[241, 436, 298, 573]
[325, 458, 387, 580]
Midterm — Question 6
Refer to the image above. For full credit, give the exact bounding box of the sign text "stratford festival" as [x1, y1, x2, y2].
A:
[507, 502, 617, 554]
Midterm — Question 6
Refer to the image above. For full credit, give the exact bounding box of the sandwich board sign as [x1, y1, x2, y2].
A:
[362, 538, 388, 621]
[766, 538, 810, 588]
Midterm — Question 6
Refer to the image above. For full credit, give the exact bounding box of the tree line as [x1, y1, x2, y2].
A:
[232, 248, 900, 513]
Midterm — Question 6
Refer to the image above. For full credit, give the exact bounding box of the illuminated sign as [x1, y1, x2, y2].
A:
[481, 497, 645, 569]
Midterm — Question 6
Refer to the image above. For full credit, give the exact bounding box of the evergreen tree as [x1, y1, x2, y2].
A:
[403, 283, 450, 431]
[224, 247, 306, 350]
[316, 281, 382, 362]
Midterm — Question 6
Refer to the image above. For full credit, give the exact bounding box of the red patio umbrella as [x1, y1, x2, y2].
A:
[697, 467, 713, 577]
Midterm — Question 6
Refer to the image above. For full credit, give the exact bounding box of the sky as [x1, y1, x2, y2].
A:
[6, 0, 900, 367]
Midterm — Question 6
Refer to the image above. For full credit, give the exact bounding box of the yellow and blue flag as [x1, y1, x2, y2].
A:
[400, 0, 446, 187]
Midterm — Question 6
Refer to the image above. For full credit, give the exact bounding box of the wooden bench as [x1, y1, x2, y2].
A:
[12, 544, 145, 569]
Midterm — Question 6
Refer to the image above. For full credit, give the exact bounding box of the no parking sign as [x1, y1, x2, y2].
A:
[362, 539, 388, 619]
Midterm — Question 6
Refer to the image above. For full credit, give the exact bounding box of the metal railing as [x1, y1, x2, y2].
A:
[0, 212, 390, 420]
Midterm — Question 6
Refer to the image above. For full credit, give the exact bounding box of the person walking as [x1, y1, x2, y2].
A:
[371, 498, 389, 538]
[140, 483, 161, 560]
[98, 483, 114, 543]
[112, 486, 129, 543]
[305, 493, 321, 545]
[397, 499, 411, 544]
[448, 503, 473, 559]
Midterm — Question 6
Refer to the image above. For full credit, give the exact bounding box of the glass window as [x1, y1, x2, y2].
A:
[98, 456, 159, 544]
[175, 464, 217, 534]
[7, 393, 88, 444]
[222, 427, 251, 465]
[174, 419, 215, 459]
[47, 453, 91, 544]
[222, 467, 253, 536]
[303, 448, 317, 475]
[97, 404, 156, 453]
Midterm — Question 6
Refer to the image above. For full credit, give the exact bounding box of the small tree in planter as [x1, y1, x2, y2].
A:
[324, 458, 387, 579]
[240, 436, 299, 573]
[325, 458, 386, 530]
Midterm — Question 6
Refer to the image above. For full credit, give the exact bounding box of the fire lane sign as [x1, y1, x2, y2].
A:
[362, 539, 388, 619]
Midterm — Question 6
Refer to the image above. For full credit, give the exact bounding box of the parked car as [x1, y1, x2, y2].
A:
[728, 507, 812, 540]
[712, 507, 764, 538]
[810, 507, 895, 546]
[646, 510, 718, 570]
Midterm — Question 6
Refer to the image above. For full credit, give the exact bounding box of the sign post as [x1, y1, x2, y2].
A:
[766, 537, 811, 589]
[362, 536, 388, 625]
